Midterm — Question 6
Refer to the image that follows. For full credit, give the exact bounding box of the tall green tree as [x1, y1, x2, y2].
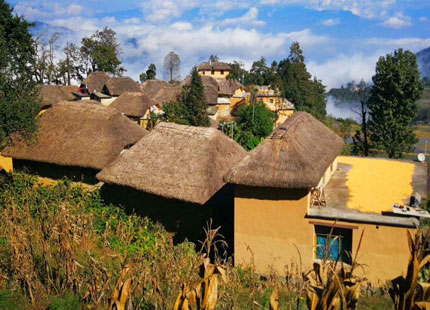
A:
[164, 68, 209, 127]
[0, 0, 39, 149]
[221, 102, 275, 150]
[139, 63, 157, 82]
[277, 42, 326, 120]
[368, 49, 423, 158]
[80, 27, 124, 76]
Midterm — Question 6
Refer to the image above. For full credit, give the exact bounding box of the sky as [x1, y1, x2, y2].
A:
[8, 0, 430, 89]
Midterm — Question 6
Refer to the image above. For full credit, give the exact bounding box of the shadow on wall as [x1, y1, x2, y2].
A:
[13, 159, 100, 184]
[100, 183, 235, 254]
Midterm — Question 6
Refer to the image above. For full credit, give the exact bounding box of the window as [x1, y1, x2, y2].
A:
[270, 99, 274, 104]
[315, 225, 352, 264]
[221, 70, 224, 75]
[202, 71, 206, 75]
[211, 69, 215, 75]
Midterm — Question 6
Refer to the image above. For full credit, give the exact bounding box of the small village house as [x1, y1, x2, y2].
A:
[97, 77, 141, 106]
[225, 112, 425, 284]
[3, 101, 146, 184]
[198, 61, 231, 79]
[97, 122, 247, 245]
[253, 86, 295, 126]
[108, 92, 156, 128]
[73, 72, 110, 100]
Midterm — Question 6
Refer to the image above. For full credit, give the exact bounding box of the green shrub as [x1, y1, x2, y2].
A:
[47, 294, 82, 310]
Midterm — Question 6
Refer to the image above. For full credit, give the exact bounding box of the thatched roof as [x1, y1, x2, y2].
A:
[38, 85, 79, 108]
[97, 122, 247, 204]
[3, 101, 147, 170]
[104, 77, 141, 96]
[198, 62, 231, 71]
[109, 92, 155, 118]
[218, 79, 242, 96]
[225, 112, 344, 189]
[183, 75, 218, 105]
[84, 72, 110, 94]
[141, 80, 181, 106]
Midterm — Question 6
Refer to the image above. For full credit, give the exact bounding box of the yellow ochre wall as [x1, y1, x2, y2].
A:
[276, 109, 294, 127]
[234, 185, 412, 285]
[198, 70, 230, 79]
[0, 154, 13, 172]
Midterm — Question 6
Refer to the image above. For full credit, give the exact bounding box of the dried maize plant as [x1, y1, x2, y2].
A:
[269, 287, 280, 310]
[173, 257, 228, 310]
[110, 264, 133, 310]
[304, 230, 365, 310]
[389, 229, 430, 310]
[83, 255, 111, 306]
[6, 203, 39, 303]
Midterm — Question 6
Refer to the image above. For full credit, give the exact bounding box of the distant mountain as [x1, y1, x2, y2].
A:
[417, 47, 430, 78]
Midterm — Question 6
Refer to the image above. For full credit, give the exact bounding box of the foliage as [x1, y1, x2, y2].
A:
[140, 63, 156, 83]
[277, 42, 327, 120]
[226, 61, 248, 84]
[220, 102, 275, 150]
[327, 80, 370, 104]
[47, 294, 82, 310]
[208, 55, 219, 62]
[164, 51, 181, 83]
[368, 49, 424, 158]
[163, 68, 209, 127]
[80, 27, 124, 76]
[0, 0, 40, 150]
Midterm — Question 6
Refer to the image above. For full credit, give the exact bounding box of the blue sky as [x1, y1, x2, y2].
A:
[8, 0, 430, 88]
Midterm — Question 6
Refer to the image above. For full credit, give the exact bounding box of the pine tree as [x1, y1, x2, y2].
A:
[368, 49, 423, 158]
[163, 68, 209, 127]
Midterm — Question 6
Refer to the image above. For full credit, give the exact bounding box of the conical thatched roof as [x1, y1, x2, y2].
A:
[109, 92, 155, 118]
[218, 79, 242, 96]
[225, 112, 344, 189]
[3, 101, 147, 170]
[183, 75, 218, 105]
[84, 72, 110, 94]
[38, 85, 79, 108]
[141, 80, 181, 106]
[104, 77, 141, 96]
[97, 122, 247, 204]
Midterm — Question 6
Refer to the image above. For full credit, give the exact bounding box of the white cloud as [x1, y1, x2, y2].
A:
[419, 16, 428, 22]
[279, 29, 333, 47]
[221, 7, 266, 27]
[171, 22, 193, 31]
[307, 53, 378, 89]
[382, 12, 412, 29]
[322, 18, 340, 26]
[260, 0, 395, 19]
[14, 1, 86, 20]
[364, 37, 430, 53]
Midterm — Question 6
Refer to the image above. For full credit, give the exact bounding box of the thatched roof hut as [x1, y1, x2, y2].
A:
[108, 92, 155, 118]
[83, 72, 110, 94]
[218, 79, 242, 96]
[3, 101, 147, 170]
[141, 80, 182, 106]
[104, 77, 141, 96]
[183, 75, 218, 105]
[225, 112, 344, 189]
[38, 85, 79, 108]
[97, 122, 247, 204]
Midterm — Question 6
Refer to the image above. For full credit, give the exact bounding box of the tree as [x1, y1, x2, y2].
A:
[227, 61, 249, 84]
[139, 63, 156, 83]
[249, 57, 270, 86]
[80, 27, 124, 76]
[163, 51, 181, 83]
[368, 49, 423, 158]
[221, 101, 275, 150]
[163, 67, 209, 127]
[209, 55, 219, 62]
[0, 0, 40, 149]
[277, 42, 327, 120]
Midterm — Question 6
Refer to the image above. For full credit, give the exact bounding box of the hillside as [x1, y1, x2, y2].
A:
[417, 47, 430, 79]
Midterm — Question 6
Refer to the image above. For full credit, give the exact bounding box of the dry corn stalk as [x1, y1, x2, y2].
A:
[389, 229, 430, 310]
[173, 257, 227, 310]
[269, 287, 279, 310]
